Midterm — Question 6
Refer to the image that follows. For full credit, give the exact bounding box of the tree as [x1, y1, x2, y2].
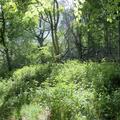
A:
[0, 4, 12, 71]
[47, 0, 60, 56]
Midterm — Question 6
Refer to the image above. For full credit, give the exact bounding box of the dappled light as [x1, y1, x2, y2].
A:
[0, 0, 120, 120]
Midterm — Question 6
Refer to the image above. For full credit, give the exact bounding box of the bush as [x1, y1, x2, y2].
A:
[12, 64, 51, 83]
[34, 83, 95, 120]
[48, 60, 87, 86]
[44, 60, 120, 120]
[0, 64, 51, 120]
[1, 60, 120, 120]
[20, 103, 43, 120]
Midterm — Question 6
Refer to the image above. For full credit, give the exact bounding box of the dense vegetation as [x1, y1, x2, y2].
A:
[0, 0, 120, 120]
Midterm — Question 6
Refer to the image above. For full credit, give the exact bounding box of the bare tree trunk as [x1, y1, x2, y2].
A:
[49, 0, 60, 57]
[49, 12, 58, 55]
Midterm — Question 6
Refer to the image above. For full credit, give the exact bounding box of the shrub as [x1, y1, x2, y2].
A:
[34, 83, 96, 120]
[44, 60, 120, 120]
[0, 64, 51, 120]
[20, 103, 43, 120]
[1, 60, 120, 120]
[48, 60, 87, 86]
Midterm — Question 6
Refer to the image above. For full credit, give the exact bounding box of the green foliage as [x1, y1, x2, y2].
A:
[0, 79, 13, 105]
[0, 0, 120, 119]
[48, 60, 85, 83]
[0, 63, 51, 120]
[20, 104, 42, 120]
[14, 60, 116, 120]
[25, 45, 53, 64]
[36, 83, 95, 120]
[12, 64, 51, 84]
[11, 43, 53, 68]
[33, 60, 120, 120]
[0, 60, 120, 120]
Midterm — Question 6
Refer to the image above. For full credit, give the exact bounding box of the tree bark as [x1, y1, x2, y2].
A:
[118, 2, 120, 61]
[49, 0, 60, 56]
[104, 21, 109, 58]
[72, 26, 82, 59]
[1, 6, 12, 71]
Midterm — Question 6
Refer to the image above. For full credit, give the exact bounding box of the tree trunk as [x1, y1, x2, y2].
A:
[104, 21, 109, 58]
[118, 20, 120, 60]
[1, 6, 12, 71]
[118, 2, 120, 61]
[76, 27, 82, 59]
[49, 0, 60, 57]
